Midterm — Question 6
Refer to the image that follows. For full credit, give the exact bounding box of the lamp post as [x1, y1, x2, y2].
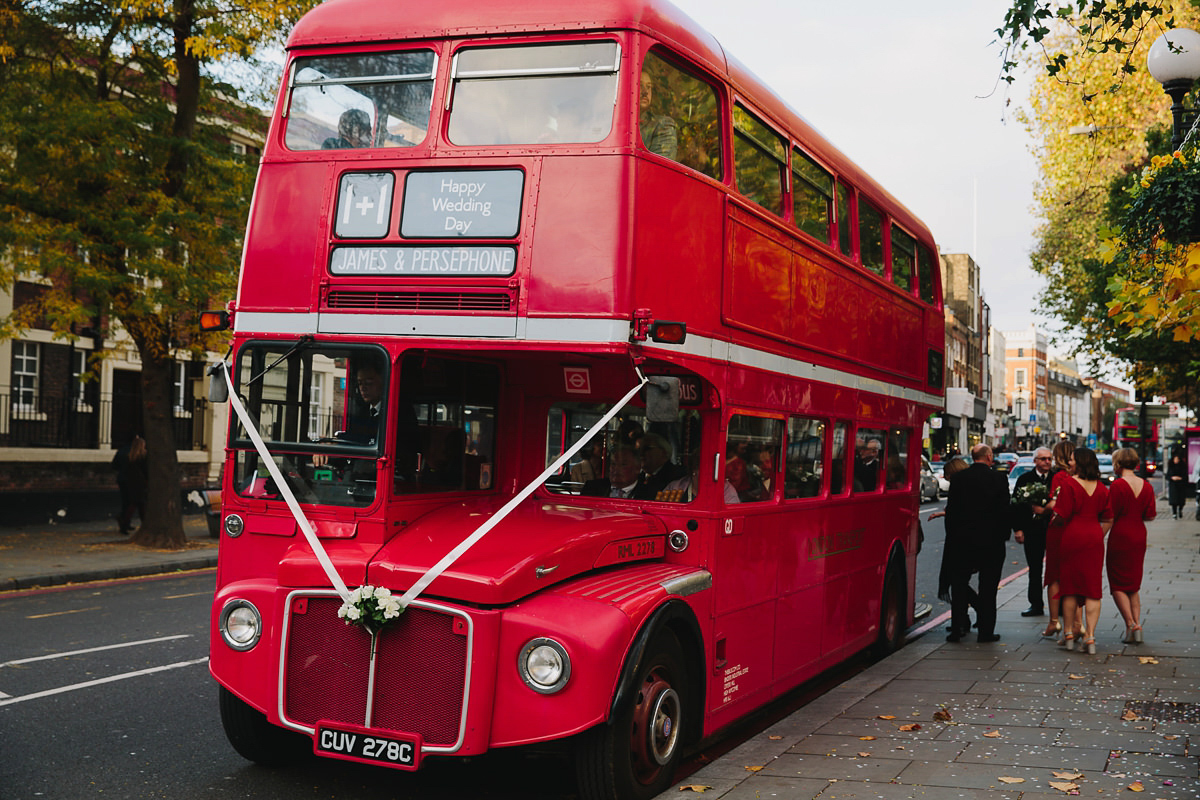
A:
[1015, 397, 1026, 449]
[1147, 28, 1200, 150]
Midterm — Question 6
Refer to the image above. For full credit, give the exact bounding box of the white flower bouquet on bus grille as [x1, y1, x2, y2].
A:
[337, 585, 404, 630]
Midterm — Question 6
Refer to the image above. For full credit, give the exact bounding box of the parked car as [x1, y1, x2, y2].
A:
[920, 456, 940, 502]
[1097, 453, 1114, 484]
[995, 452, 1018, 473]
[933, 455, 969, 495]
[1008, 462, 1036, 494]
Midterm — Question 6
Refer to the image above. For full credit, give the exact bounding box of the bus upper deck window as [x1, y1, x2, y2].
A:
[448, 41, 620, 146]
[640, 50, 722, 179]
[284, 50, 436, 151]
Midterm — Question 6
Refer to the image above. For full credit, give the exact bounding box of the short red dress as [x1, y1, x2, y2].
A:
[1105, 477, 1156, 593]
[1054, 478, 1111, 600]
[1044, 469, 1071, 587]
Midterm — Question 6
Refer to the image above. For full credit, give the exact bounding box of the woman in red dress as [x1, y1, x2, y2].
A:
[1052, 447, 1110, 655]
[1105, 448, 1156, 644]
[1040, 440, 1074, 639]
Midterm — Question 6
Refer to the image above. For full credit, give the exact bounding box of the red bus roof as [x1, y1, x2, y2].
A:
[286, 0, 935, 246]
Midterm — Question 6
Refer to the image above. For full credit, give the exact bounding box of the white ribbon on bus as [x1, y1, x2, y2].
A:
[218, 360, 647, 610]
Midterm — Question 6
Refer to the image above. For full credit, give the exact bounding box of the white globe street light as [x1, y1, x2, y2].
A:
[1147, 28, 1200, 149]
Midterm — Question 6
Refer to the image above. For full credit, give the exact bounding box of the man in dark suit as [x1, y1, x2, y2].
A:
[1012, 447, 1054, 617]
[632, 432, 686, 500]
[943, 444, 1011, 643]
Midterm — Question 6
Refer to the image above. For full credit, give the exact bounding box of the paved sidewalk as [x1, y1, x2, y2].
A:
[665, 506, 1200, 799]
[0, 514, 217, 592]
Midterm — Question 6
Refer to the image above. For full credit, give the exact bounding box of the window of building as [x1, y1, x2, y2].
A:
[785, 416, 825, 499]
[71, 349, 91, 411]
[1015, 368, 1027, 387]
[1017, 347, 1024, 357]
[732, 104, 786, 215]
[891, 224, 915, 293]
[172, 361, 188, 413]
[725, 414, 783, 503]
[639, 50, 721, 179]
[13, 341, 39, 411]
[792, 149, 833, 243]
[859, 200, 884, 276]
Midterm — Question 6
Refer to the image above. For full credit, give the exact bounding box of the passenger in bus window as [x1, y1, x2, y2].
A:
[853, 437, 882, 492]
[632, 432, 685, 500]
[639, 69, 677, 159]
[581, 445, 641, 498]
[322, 108, 372, 149]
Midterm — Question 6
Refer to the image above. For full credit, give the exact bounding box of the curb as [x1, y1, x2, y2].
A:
[0, 554, 218, 593]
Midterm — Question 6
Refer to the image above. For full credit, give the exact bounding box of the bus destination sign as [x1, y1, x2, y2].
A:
[401, 169, 524, 238]
[330, 245, 516, 276]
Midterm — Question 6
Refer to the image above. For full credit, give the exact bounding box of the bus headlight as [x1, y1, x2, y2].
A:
[219, 600, 262, 651]
[518, 638, 571, 694]
[224, 513, 244, 537]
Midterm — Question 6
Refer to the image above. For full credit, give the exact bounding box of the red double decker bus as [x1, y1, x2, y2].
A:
[206, 1, 945, 797]
[1114, 407, 1159, 473]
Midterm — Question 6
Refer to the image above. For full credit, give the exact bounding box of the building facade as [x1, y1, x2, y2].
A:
[937, 253, 987, 457]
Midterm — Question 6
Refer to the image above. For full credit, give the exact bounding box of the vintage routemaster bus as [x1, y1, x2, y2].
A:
[206, 1, 945, 797]
[1114, 406, 1159, 474]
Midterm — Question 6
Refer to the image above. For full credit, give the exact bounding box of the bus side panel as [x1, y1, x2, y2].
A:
[630, 160, 726, 340]
[238, 161, 332, 313]
[772, 505, 827, 683]
[524, 155, 629, 318]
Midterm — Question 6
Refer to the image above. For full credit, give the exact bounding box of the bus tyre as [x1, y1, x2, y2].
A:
[873, 561, 906, 657]
[218, 685, 311, 767]
[576, 630, 687, 800]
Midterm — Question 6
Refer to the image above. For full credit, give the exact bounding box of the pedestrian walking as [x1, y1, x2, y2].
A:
[1044, 439, 1075, 640]
[931, 455, 975, 637]
[1012, 447, 1054, 619]
[1166, 448, 1187, 519]
[1106, 448, 1156, 644]
[1049, 447, 1110, 655]
[113, 434, 148, 534]
[942, 444, 1010, 643]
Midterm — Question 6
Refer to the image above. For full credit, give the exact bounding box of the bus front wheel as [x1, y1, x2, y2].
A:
[576, 630, 688, 800]
[218, 685, 311, 767]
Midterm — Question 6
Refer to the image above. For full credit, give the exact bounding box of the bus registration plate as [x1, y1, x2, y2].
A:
[315, 721, 421, 770]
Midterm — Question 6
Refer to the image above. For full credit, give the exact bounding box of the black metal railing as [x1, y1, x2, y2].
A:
[0, 392, 206, 450]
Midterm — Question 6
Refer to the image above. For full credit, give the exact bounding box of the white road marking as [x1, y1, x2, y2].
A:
[0, 635, 192, 668]
[0, 658, 209, 707]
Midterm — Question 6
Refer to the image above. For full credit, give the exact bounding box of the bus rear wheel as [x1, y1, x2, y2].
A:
[218, 685, 311, 767]
[576, 630, 688, 800]
[873, 560, 906, 657]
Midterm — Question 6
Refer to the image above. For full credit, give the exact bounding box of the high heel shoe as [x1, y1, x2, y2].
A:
[1063, 633, 1075, 651]
[1132, 624, 1143, 644]
[1084, 637, 1096, 655]
[1123, 626, 1136, 644]
[1041, 620, 1062, 638]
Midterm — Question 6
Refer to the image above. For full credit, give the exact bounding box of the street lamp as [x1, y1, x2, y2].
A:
[1015, 397, 1026, 449]
[1147, 28, 1200, 149]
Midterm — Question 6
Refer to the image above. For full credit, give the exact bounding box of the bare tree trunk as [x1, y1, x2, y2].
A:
[129, 335, 187, 549]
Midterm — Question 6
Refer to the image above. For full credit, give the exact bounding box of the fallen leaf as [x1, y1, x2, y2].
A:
[679, 786, 711, 793]
[1054, 771, 1084, 780]
[983, 731, 1003, 738]
[1121, 710, 1140, 721]
[1049, 781, 1080, 792]
[1138, 657, 1159, 665]
[933, 709, 953, 722]
[895, 745, 906, 750]
[1068, 674, 1086, 680]
[1164, 734, 1180, 740]
[744, 766, 764, 772]
[859, 736, 876, 741]
[898, 723, 921, 731]
[857, 751, 871, 757]
[768, 735, 782, 740]
[877, 715, 896, 720]
[1127, 781, 1144, 792]
[998, 776, 1025, 784]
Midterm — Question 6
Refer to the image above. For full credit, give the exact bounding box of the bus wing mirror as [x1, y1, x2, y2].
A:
[644, 376, 680, 422]
[207, 362, 229, 403]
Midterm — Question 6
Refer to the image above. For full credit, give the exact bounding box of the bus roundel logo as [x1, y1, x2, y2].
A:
[564, 367, 591, 395]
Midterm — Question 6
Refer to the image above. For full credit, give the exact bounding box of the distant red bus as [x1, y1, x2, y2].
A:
[1114, 407, 1159, 473]
[206, 2, 945, 797]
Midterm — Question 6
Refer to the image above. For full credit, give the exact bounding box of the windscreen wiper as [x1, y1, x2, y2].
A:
[245, 335, 314, 388]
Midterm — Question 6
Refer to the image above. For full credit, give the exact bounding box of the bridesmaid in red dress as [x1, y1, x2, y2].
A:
[1052, 447, 1110, 655]
[1040, 440, 1075, 640]
[1105, 448, 1156, 644]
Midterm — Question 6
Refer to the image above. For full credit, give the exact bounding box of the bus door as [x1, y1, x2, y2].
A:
[709, 413, 783, 718]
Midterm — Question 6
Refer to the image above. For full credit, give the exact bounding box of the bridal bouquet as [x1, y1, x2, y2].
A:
[337, 585, 404, 630]
[1011, 482, 1049, 507]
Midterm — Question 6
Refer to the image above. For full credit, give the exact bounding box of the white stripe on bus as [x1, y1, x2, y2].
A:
[234, 311, 942, 407]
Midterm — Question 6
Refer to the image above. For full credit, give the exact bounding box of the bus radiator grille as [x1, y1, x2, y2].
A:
[325, 289, 513, 312]
[284, 597, 468, 746]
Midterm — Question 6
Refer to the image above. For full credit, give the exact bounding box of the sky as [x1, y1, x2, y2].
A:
[675, 0, 1046, 338]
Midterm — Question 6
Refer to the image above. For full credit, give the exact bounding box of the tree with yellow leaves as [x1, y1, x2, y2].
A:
[0, 0, 317, 547]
